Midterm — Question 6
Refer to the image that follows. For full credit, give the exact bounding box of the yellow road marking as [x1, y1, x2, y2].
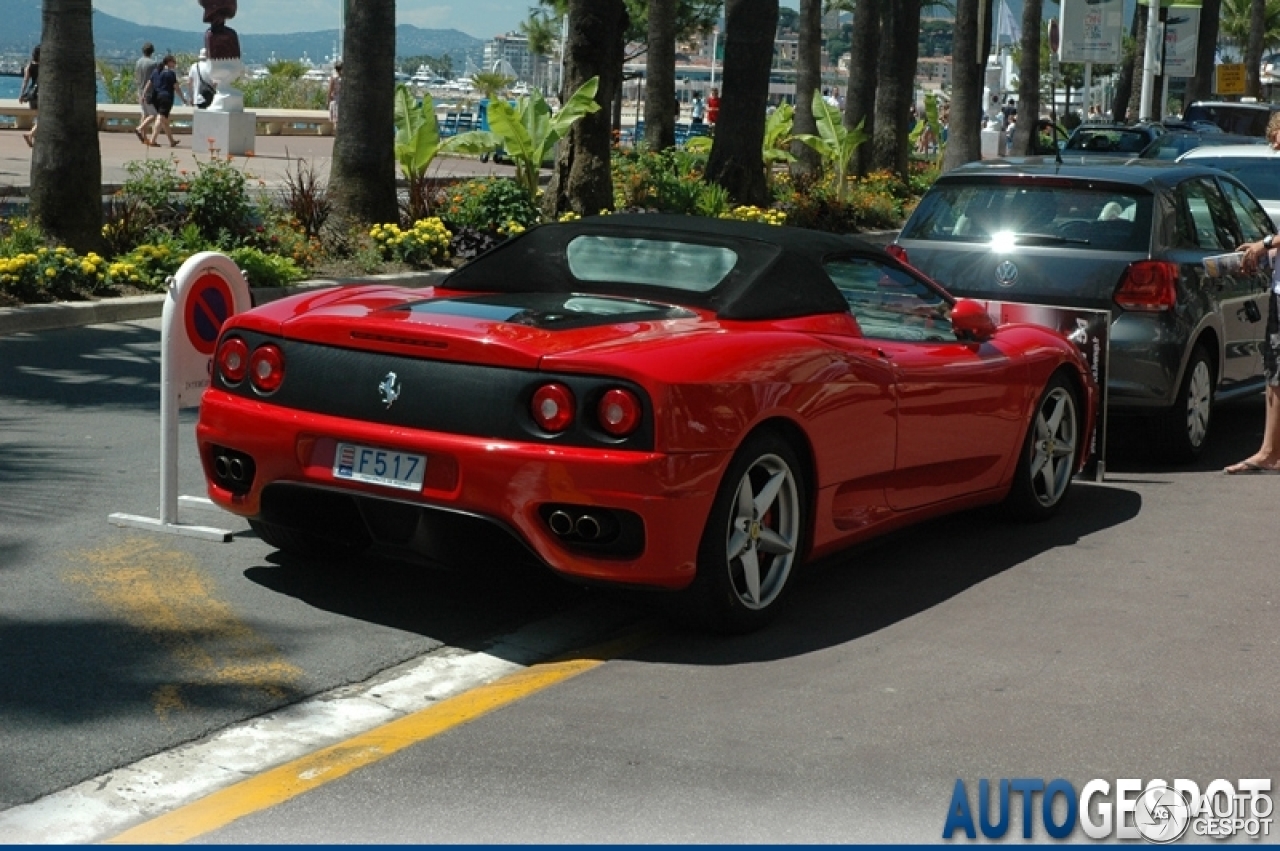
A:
[67, 539, 302, 718]
[106, 629, 652, 844]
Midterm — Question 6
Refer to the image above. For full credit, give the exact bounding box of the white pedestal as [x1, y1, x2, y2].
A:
[192, 109, 257, 156]
[981, 127, 1005, 159]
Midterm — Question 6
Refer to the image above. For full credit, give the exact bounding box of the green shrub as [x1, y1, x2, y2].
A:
[0, 245, 110, 302]
[228, 246, 305, 288]
[186, 156, 254, 243]
[438, 178, 540, 233]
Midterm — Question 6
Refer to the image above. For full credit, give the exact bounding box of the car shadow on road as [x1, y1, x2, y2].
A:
[629, 480, 1143, 664]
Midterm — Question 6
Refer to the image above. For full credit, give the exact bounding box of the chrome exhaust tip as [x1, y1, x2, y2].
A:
[548, 510, 575, 537]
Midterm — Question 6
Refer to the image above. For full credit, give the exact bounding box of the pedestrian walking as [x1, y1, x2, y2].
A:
[327, 61, 342, 127]
[690, 92, 706, 125]
[134, 42, 160, 143]
[188, 48, 215, 109]
[142, 55, 187, 148]
[18, 45, 38, 147]
[706, 87, 720, 128]
[1226, 113, 1280, 475]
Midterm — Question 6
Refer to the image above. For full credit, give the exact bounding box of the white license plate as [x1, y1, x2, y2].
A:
[333, 443, 427, 491]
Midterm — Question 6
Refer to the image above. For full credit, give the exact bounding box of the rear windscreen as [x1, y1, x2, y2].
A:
[1196, 157, 1280, 201]
[1182, 105, 1273, 136]
[901, 182, 1153, 252]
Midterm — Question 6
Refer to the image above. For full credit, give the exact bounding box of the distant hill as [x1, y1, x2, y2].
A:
[0, 1, 483, 67]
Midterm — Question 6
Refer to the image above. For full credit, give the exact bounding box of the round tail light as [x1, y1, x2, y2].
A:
[597, 388, 642, 437]
[216, 337, 249, 384]
[248, 344, 285, 394]
[531, 383, 575, 432]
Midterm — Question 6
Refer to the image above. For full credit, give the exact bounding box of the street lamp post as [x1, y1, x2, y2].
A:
[709, 29, 719, 89]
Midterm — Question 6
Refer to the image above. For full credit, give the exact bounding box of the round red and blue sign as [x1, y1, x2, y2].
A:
[184, 271, 235, 356]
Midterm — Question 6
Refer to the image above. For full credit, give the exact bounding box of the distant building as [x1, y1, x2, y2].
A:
[481, 33, 547, 83]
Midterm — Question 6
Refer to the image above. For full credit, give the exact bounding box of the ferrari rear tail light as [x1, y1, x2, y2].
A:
[597, 388, 642, 437]
[216, 337, 249, 384]
[1114, 260, 1178, 311]
[248, 344, 285, 394]
[885, 244, 909, 264]
[531, 383, 575, 433]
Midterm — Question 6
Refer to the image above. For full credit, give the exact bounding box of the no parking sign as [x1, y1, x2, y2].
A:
[109, 252, 251, 541]
[168, 253, 252, 408]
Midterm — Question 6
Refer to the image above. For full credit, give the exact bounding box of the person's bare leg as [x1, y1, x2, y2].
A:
[1226, 385, 1280, 472]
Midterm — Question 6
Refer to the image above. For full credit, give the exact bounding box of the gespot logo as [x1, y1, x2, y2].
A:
[943, 778, 1273, 842]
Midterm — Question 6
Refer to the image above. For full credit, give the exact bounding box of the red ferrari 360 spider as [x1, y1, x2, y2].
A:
[197, 215, 1096, 632]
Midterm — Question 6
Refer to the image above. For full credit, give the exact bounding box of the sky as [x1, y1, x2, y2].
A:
[91, 1, 806, 41]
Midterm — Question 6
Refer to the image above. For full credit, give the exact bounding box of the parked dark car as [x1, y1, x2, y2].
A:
[1139, 130, 1266, 160]
[890, 159, 1276, 461]
[1180, 101, 1280, 137]
[1062, 122, 1165, 156]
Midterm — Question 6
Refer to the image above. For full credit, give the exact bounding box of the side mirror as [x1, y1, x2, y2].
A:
[952, 298, 997, 342]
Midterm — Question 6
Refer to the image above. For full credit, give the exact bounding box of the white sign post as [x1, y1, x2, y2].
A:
[110, 252, 252, 541]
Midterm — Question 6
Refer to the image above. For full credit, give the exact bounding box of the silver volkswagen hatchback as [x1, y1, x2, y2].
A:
[891, 159, 1275, 461]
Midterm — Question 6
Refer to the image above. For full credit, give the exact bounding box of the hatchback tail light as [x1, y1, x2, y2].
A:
[1114, 260, 1178, 311]
[597, 388, 642, 437]
[248, 344, 285, 394]
[531, 383, 575, 433]
[215, 337, 249, 384]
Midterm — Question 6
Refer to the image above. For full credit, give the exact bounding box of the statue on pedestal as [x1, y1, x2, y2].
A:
[199, 0, 244, 112]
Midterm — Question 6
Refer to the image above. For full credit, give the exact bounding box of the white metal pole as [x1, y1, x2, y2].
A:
[710, 30, 718, 89]
[159, 292, 179, 526]
[1139, 0, 1160, 121]
[1084, 62, 1092, 117]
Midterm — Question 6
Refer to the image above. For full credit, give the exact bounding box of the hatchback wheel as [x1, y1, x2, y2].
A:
[1157, 344, 1213, 462]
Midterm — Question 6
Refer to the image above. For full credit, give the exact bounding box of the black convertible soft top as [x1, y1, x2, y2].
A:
[439, 214, 876, 321]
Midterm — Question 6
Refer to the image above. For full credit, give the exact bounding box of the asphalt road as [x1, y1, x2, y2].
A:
[1, 315, 1277, 843]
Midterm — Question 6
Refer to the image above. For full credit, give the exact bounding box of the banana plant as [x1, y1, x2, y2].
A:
[393, 86, 465, 220]
[762, 102, 796, 191]
[791, 90, 869, 202]
[448, 77, 602, 203]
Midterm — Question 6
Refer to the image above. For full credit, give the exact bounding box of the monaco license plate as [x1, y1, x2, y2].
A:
[333, 443, 426, 491]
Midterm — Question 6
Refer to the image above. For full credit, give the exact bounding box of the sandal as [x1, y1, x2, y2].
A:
[170, 139, 180, 147]
[134, 127, 145, 143]
[1224, 460, 1280, 475]
[22, 134, 33, 148]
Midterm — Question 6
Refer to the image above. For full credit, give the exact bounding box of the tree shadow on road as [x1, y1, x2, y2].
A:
[0, 322, 160, 410]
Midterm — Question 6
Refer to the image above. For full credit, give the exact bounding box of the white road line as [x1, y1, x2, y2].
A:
[0, 602, 634, 844]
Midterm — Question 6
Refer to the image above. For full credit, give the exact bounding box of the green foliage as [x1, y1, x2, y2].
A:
[772, 169, 904, 234]
[792, 89, 869, 203]
[612, 146, 724, 215]
[279, 158, 332, 240]
[762, 102, 796, 192]
[186, 156, 254, 243]
[438, 177, 541, 233]
[370, 218, 454, 268]
[393, 86, 471, 222]
[449, 77, 602, 205]
[122, 157, 184, 218]
[719, 205, 787, 225]
[228, 246, 306, 288]
[238, 73, 326, 110]
[97, 61, 136, 104]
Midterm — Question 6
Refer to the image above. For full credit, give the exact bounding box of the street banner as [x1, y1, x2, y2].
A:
[976, 300, 1111, 481]
[1163, 8, 1200, 79]
[1059, 0, 1124, 64]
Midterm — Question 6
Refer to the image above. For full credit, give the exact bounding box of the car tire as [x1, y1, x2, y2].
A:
[1156, 343, 1213, 462]
[1003, 372, 1080, 522]
[249, 519, 369, 560]
[678, 431, 808, 634]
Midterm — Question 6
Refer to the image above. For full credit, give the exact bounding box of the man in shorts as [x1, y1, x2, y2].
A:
[134, 41, 159, 143]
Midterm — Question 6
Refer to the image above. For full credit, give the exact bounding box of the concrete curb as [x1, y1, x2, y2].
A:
[0, 270, 451, 337]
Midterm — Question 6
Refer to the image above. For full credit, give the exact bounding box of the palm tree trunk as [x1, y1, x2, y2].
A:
[644, 0, 677, 151]
[789, 0, 823, 181]
[705, 0, 780, 206]
[844, 0, 880, 177]
[870, 0, 920, 179]
[943, 0, 991, 171]
[541, 0, 627, 217]
[1248, 0, 1267, 98]
[330, 0, 398, 227]
[1186, 0, 1222, 106]
[1010, 0, 1041, 155]
[30, 0, 105, 255]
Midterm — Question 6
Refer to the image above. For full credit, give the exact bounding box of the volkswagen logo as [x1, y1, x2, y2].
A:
[378, 371, 401, 409]
[994, 260, 1019, 287]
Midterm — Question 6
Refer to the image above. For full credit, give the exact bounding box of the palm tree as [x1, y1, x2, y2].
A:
[519, 8, 560, 93]
[471, 71, 515, 99]
[1247, 0, 1273, 97]
[943, 0, 992, 172]
[330, 0, 398, 227]
[1187, 0, 1224, 105]
[843, 0, 879, 177]
[541, 0, 628, 217]
[789, 0, 823, 181]
[30, 0, 105, 255]
[1010, 0, 1042, 155]
[705, 0, 780, 205]
[644, 0, 678, 151]
[870, 0, 921, 178]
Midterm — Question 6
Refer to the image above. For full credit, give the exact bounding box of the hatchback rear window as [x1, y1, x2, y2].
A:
[1181, 105, 1275, 137]
[900, 182, 1153, 252]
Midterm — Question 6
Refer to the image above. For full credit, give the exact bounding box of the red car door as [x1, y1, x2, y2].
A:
[826, 256, 1024, 511]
